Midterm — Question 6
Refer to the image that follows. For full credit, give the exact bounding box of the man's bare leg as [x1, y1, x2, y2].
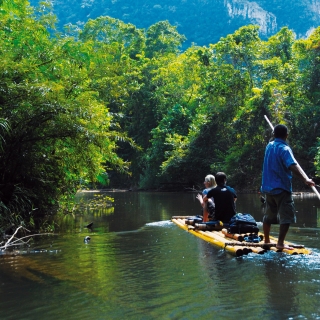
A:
[277, 223, 293, 250]
[263, 222, 271, 244]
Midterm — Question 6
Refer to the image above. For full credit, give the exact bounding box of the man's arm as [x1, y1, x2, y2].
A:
[289, 164, 315, 186]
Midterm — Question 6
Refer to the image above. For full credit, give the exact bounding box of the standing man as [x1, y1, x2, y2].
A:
[203, 172, 237, 223]
[261, 124, 315, 250]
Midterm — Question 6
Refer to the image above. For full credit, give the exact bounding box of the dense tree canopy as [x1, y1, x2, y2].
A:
[0, 0, 132, 228]
[1, 0, 320, 230]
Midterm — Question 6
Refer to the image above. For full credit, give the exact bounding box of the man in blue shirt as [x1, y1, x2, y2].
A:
[261, 124, 315, 250]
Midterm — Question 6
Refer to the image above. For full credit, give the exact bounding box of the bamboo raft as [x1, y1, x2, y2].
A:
[171, 216, 312, 257]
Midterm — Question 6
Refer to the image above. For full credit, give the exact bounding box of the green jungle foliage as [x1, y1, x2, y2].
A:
[1, 0, 320, 230]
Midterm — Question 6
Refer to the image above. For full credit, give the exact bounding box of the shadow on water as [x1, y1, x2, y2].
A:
[1, 191, 320, 319]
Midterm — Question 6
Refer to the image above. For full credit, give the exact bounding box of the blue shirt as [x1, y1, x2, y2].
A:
[261, 138, 297, 194]
[202, 188, 212, 195]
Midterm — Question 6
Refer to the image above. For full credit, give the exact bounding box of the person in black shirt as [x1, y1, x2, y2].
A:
[203, 172, 237, 223]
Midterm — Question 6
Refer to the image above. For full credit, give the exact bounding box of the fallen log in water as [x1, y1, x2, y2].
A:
[0, 226, 54, 251]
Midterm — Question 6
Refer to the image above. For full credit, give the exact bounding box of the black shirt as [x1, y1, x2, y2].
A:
[206, 185, 237, 223]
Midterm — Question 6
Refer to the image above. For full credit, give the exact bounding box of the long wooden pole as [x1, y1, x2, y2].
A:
[264, 115, 320, 200]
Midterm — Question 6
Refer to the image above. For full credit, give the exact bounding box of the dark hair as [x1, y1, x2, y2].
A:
[215, 172, 227, 186]
[273, 124, 288, 139]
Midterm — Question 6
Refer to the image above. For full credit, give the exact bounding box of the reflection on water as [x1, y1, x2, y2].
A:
[1, 192, 320, 319]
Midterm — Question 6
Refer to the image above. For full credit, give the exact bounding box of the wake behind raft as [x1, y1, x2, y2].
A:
[171, 215, 312, 256]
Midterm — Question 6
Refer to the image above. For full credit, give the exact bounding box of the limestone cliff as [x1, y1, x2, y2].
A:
[224, 0, 277, 36]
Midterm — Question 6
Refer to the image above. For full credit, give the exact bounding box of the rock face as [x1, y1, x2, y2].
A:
[224, 0, 277, 36]
[29, 0, 320, 46]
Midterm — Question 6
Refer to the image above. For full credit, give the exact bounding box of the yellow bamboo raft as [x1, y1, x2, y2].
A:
[171, 216, 312, 257]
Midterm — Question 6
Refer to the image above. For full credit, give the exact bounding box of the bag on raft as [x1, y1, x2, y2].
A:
[194, 220, 225, 231]
[228, 213, 259, 234]
[185, 217, 203, 226]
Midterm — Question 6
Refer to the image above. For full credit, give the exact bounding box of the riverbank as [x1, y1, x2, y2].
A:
[78, 188, 317, 196]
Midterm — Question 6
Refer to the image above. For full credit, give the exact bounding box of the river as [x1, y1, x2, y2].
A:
[1, 191, 320, 319]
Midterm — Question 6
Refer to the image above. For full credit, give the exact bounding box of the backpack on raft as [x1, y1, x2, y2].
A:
[185, 217, 203, 226]
[194, 220, 225, 231]
[228, 213, 259, 234]
[185, 217, 226, 231]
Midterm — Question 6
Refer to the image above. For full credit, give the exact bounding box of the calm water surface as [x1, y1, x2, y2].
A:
[1, 192, 320, 320]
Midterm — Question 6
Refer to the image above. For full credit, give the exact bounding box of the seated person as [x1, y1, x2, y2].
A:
[196, 174, 216, 222]
[203, 172, 237, 223]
